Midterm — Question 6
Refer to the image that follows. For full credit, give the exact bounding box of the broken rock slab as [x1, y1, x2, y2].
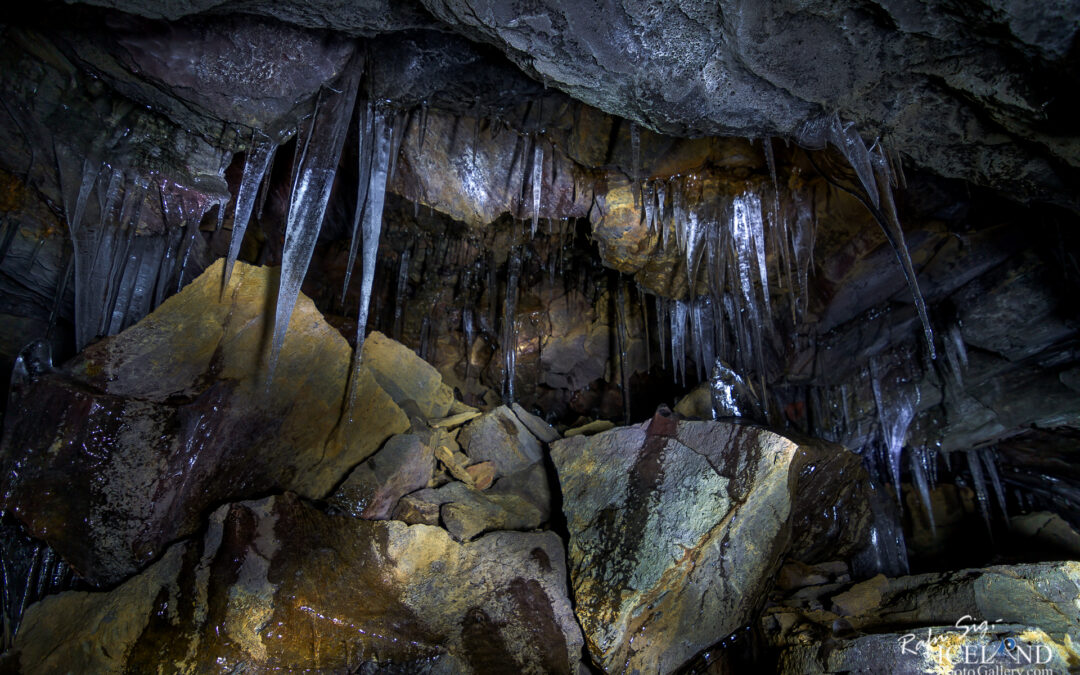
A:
[9, 493, 585, 674]
[550, 410, 870, 673]
[361, 330, 455, 420]
[392, 463, 552, 542]
[0, 261, 409, 585]
[328, 433, 435, 519]
[458, 405, 544, 478]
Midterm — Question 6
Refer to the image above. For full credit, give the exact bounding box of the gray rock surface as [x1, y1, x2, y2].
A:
[329, 433, 435, 520]
[458, 405, 544, 477]
[550, 410, 870, 673]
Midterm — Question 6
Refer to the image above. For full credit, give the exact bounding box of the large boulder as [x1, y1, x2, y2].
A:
[8, 494, 586, 674]
[0, 260, 410, 585]
[550, 409, 870, 673]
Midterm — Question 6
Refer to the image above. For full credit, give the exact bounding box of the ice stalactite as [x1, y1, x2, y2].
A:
[268, 57, 362, 381]
[392, 247, 411, 341]
[909, 449, 937, 538]
[502, 245, 522, 402]
[979, 448, 1008, 521]
[55, 145, 100, 350]
[710, 359, 763, 420]
[966, 449, 994, 534]
[630, 121, 641, 208]
[616, 281, 632, 423]
[943, 322, 969, 387]
[462, 306, 475, 380]
[871, 145, 935, 359]
[346, 107, 404, 401]
[799, 114, 934, 357]
[222, 130, 276, 295]
[870, 351, 920, 504]
[530, 136, 543, 237]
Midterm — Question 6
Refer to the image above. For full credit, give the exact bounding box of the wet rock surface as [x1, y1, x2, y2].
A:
[8, 493, 586, 674]
[550, 411, 871, 673]
[0, 261, 410, 585]
[329, 433, 435, 520]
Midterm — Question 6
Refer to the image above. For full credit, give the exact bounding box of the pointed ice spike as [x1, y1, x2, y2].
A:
[392, 247, 411, 340]
[910, 449, 937, 538]
[530, 137, 543, 237]
[223, 131, 276, 295]
[746, 192, 772, 319]
[503, 245, 522, 401]
[979, 448, 1008, 521]
[343, 99, 375, 302]
[966, 450, 994, 534]
[630, 121, 641, 208]
[871, 146, 936, 359]
[616, 280, 632, 423]
[268, 58, 362, 381]
[418, 101, 429, 151]
[346, 106, 402, 412]
[826, 114, 879, 208]
[870, 354, 918, 504]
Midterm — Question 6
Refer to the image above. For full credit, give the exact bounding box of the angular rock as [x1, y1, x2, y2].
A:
[465, 461, 496, 490]
[441, 463, 552, 542]
[328, 433, 435, 520]
[9, 493, 585, 674]
[512, 402, 560, 442]
[393, 487, 444, 526]
[0, 261, 409, 585]
[457, 405, 543, 477]
[361, 330, 455, 420]
[550, 411, 870, 673]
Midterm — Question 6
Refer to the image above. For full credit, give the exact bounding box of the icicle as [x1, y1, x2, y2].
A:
[530, 137, 543, 237]
[462, 306, 475, 380]
[503, 246, 522, 401]
[616, 281, 632, 423]
[870, 353, 919, 504]
[419, 316, 432, 361]
[347, 108, 404, 399]
[392, 248, 411, 340]
[747, 192, 771, 319]
[269, 61, 361, 381]
[223, 131, 276, 295]
[342, 99, 375, 302]
[417, 101, 429, 151]
[731, 193, 768, 391]
[979, 448, 1008, 522]
[639, 287, 651, 373]
[656, 295, 668, 370]
[55, 148, 101, 350]
[909, 449, 937, 538]
[670, 299, 688, 385]
[630, 122, 641, 208]
[871, 146, 936, 359]
[966, 450, 994, 534]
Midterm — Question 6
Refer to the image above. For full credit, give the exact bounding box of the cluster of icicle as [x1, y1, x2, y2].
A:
[50, 143, 226, 352]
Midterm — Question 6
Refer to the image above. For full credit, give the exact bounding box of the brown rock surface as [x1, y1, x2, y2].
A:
[9, 494, 586, 674]
[361, 330, 455, 420]
[328, 433, 435, 519]
[0, 261, 410, 585]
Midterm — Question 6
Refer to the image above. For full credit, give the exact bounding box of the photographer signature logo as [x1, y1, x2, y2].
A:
[897, 615, 1058, 674]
